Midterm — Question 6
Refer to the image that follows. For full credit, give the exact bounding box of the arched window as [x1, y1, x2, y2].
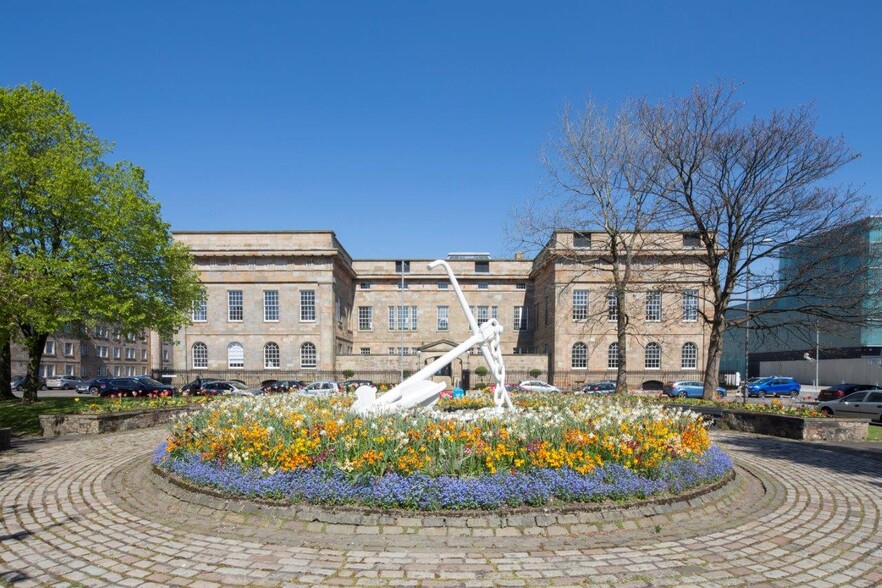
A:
[300, 342, 317, 369]
[571, 342, 587, 369]
[264, 342, 280, 369]
[645, 342, 661, 369]
[608, 342, 619, 369]
[227, 342, 244, 369]
[192, 342, 208, 369]
[681, 342, 698, 369]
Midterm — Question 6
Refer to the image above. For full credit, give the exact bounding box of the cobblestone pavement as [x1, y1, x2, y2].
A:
[1, 429, 880, 587]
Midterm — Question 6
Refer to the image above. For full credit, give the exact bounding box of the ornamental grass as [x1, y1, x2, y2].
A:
[155, 392, 731, 509]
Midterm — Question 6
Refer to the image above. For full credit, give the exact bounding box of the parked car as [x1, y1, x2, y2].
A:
[579, 381, 617, 395]
[817, 383, 878, 402]
[489, 383, 521, 394]
[746, 376, 800, 398]
[200, 380, 263, 396]
[180, 377, 220, 395]
[301, 381, 341, 395]
[260, 379, 279, 389]
[818, 390, 882, 422]
[98, 377, 177, 398]
[46, 375, 84, 390]
[739, 377, 766, 394]
[265, 379, 306, 393]
[518, 380, 561, 393]
[663, 381, 727, 398]
[342, 379, 375, 391]
[10, 375, 47, 391]
[77, 377, 113, 395]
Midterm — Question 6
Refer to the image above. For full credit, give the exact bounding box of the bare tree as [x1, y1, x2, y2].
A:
[637, 83, 867, 397]
[519, 99, 674, 391]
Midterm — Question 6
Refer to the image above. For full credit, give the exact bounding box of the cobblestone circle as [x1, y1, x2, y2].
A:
[1, 428, 880, 587]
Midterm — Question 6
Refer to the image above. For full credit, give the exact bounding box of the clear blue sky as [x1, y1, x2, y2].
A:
[3, 1, 880, 259]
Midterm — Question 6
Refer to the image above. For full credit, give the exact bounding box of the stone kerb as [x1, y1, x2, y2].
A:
[40, 405, 203, 437]
[151, 463, 737, 538]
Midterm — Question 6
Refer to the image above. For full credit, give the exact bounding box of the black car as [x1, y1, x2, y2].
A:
[98, 377, 177, 398]
[10, 375, 47, 391]
[817, 383, 877, 402]
[579, 381, 617, 395]
[266, 379, 306, 393]
[77, 377, 114, 395]
[181, 377, 220, 395]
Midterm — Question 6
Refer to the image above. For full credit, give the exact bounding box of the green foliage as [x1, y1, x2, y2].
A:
[529, 368, 542, 378]
[342, 369, 355, 379]
[474, 365, 488, 377]
[0, 83, 203, 399]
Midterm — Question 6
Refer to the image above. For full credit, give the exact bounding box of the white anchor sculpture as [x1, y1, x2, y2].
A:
[350, 259, 513, 415]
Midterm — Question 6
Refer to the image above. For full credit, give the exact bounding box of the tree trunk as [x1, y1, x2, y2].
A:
[703, 313, 725, 399]
[0, 335, 14, 400]
[22, 332, 48, 403]
[615, 297, 629, 392]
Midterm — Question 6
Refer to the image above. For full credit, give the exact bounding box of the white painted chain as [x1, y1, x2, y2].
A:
[483, 320, 512, 410]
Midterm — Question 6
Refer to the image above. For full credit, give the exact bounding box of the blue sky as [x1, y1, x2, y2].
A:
[3, 1, 881, 259]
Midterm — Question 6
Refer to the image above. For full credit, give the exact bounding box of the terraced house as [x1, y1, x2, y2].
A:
[170, 229, 712, 390]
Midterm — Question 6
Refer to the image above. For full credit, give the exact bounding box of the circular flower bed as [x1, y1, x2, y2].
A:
[153, 393, 733, 510]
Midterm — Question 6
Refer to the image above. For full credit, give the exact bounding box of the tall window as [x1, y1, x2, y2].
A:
[646, 291, 662, 322]
[607, 291, 618, 322]
[572, 342, 588, 368]
[192, 343, 208, 369]
[573, 289, 589, 321]
[437, 306, 449, 330]
[192, 295, 207, 322]
[358, 306, 373, 331]
[227, 342, 244, 369]
[264, 290, 279, 321]
[681, 342, 698, 369]
[683, 289, 698, 321]
[476, 305, 489, 325]
[228, 290, 243, 321]
[514, 306, 529, 330]
[645, 342, 661, 369]
[608, 342, 619, 369]
[264, 342, 280, 369]
[300, 342, 317, 368]
[64, 342, 74, 356]
[388, 306, 418, 330]
[44, 340, 55, 355]
[300, 290, 316, 321]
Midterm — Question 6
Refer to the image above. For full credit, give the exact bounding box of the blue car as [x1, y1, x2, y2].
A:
[746, 377, 800, 398]
[664, 380, 726, 398]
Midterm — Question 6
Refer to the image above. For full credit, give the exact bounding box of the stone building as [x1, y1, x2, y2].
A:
[169, 229, 712, 390]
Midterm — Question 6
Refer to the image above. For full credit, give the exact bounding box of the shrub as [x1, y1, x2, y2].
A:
[529, 368, 542, 378]
[342, 369, 355, 379]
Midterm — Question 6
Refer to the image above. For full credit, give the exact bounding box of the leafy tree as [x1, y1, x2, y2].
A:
[0, 83, 203, 402]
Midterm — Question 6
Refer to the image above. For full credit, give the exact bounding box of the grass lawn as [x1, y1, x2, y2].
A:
[0, 398, 83, 437]
[868, 424, 882, 442]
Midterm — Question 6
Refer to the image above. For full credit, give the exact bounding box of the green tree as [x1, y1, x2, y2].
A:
[0, 83, 203, 402]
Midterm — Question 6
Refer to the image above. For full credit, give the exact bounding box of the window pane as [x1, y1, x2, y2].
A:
[572, 342, 587, 368]
[645, 343, 661, 369]
[607, 291, 618, 321]
[193, 295, 207, 321]
[264, 290, 279, 321]
[264, 342, 280, 369]
[573, 290, 588, 321]
[300, 290, 316, 321]
[437, 306, 449, 330]
[683, 289, 698, 321]
[300, 342, 317, 368]
[358, 306, 373, 330]
[608, 342, 619, 369]
[646, 291, 662, 322]
[228, 342, 244, 369]
[228, 290, 243, 321]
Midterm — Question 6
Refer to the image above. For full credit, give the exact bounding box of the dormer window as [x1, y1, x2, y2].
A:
[683, 232, 701, 248]
[475, 261, 489, 273]
[574, 232, 591, 248]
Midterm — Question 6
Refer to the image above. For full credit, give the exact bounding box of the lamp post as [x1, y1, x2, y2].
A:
[815, 322, 820, 387]
[743, 268, 750, 404]
[399, 261, 405, 383]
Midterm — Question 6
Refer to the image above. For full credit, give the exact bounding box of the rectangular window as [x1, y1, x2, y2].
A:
[478, 283, 488, 290]
[573, 289, 588, 321]
[113, 366, 121, 377]
[125, 348, 136, 360]
[65, 365, 75, 376]
[475, 261, 490, 273]
[607, 291, 618, 322]
[264, 290, 279, 321]
[395, 260, 410, 273]
[437, 306, 449, 330]
[228, 290, 243, 321]
[359, 282, 371, 290]
[683, 289, 698, 321]
[125, 366, 135, 377]
[438, 283, 448, 289]
[492, 306, 498, 320]
[98, 346, 109, 358]
[358, 306, 373, 331]
[388, 306, 417, 331]
[683, 232, 701, 248]
[141, 349, 147, 361]
[360, 347, 371, 355]
[40, 364, 56, 377]
[162, 349, 169, 362]
[44, 340, 55, 355]
[81, 344, 88, 357]
[397, 281, 408, 289]
[64, 342, 74, 356]
[516, 282, 527, 290]
[574, 232, 591, 248]
[476, 305, 489, 325]
[514, 306, 529, 330]
[192, 296, 207, 322]
[300, 290, 316, 321]
[113, 347, 121, 359]
[646, 291, 662, 322]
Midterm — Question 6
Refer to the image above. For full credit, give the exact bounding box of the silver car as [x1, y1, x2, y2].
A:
[46, 375, 84, 390]
[818, 390, 882, 422]
[517, 380, 561, 393]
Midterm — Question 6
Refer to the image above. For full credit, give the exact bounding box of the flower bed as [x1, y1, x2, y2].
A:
[154, 393, 733, 510]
